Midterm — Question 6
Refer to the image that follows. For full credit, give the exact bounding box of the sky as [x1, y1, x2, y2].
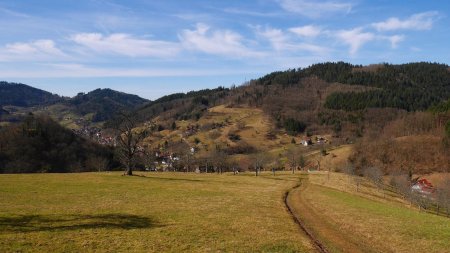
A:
[0, 0, 449, 100]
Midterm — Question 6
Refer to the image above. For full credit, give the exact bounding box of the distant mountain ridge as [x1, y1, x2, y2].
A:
[0, 81, 62, 107]
[2, 61, 449, 129]
[0, 82, 149, 123]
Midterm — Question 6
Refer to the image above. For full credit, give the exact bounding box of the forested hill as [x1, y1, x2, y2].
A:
[0, 114, 114, 173]
[0, 81, 62, 107]
[129, 87, 229, 123]
[254, 62, 450, 111]
[68, 88, 149, 122]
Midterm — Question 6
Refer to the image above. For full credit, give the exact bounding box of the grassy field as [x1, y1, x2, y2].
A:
[0, 172, 313, 253]
[288, 172, 450, 253]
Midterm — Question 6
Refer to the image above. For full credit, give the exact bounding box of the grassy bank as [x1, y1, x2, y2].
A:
[289, 172, 450, 253]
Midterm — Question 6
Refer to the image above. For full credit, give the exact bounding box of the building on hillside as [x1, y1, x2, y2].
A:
[301, 138, 313, 146]
[411, 178, 435, 195]
[316, 136, 327, 144]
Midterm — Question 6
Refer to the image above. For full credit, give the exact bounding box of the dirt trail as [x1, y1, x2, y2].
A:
[284, 182, 330, 253]
[285, 177, 371, 253]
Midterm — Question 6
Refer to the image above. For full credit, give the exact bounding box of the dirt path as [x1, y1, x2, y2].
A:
[284, 181, 330, 253]
[285, 177, 371, 253]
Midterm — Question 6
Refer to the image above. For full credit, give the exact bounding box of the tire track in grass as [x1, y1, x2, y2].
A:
[284, 180, 330, 253]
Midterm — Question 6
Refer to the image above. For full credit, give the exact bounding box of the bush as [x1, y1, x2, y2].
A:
[228, 132, 241, 142]
[284, 118, 307, 135]
[209, 130, 221, 139]
[225, 141, 256, 155]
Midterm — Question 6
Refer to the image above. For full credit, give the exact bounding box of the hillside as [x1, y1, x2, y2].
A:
[127, 62, 449, 140]
[0, 62, 448, 175]
[0, 114, 114, 173]
[68, 88, 149, 122]
[123, 62, 449, 176]
[0, 81, 62, 107]
[0, 86, 149, 128]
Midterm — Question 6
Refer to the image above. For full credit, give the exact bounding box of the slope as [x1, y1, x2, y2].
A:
[0, 81, 62, 107]
[69, 88, 149, 122]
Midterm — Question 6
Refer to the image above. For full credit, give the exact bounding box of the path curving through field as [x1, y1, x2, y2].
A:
[284, 179, 330, 253]
[284, 176, 370, 253]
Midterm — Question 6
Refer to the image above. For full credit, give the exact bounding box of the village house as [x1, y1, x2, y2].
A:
[301, 137, 313, 146]
[411, 178, 435, 195]
[316, 136, 327, 144]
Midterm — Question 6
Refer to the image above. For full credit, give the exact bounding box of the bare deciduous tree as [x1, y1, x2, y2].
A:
[229, 158, 239, 175]
[115, 113, 150, 176]
[211, 149, 227, 174]
[285, 146, 302, 174]
[140, 145, 156, 171]
[252, 152, 267, 176]
[364, 166, 385, 197]
[343, 163, 362, 192]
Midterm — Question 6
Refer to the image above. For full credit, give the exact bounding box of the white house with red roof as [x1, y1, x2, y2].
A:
[411, 178, 435, 195]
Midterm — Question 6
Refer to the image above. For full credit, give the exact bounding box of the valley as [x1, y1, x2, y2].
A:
[0, 62, 449, 252]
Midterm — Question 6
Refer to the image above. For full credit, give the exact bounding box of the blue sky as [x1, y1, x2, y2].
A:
[0, 0, 449, 99]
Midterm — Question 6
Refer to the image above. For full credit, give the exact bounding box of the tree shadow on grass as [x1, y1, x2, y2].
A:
[0, 213, 164, 233]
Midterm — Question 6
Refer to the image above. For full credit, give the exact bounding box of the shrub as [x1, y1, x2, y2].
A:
[228, 132, 241, 142]
[284, 118, 307, 135]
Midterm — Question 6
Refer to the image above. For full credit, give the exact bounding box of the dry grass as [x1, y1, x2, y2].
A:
[0, 172, 313, 252]
[146, 105, 334, 163]
[292, 172, 450, 253]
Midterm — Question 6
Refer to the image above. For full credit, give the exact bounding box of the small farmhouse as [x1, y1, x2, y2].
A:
[301, 138, 313, 146]
[411, 178, 435, 195]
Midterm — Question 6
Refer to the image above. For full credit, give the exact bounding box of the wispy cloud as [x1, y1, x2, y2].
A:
[278, 0, 353, 18]
[256, 27, 287, 51]
[385, 35, 404, 48]
[0, 39, 65, 61]
[0, 6, 30, 18]
[222, 8, 280, 17]
[289, 25, 322, 38]
[257, 26, 328, 54]
[372, 11, 439, 31]
[70, 33, 180, 58]
[179, 23, 263, 58]
[334, 28, 375, 55]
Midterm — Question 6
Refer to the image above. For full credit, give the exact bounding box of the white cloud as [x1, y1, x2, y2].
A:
[335, 28, 375, 55]
[386, 35, 404, 48]
[289, 25, 322, 38]
[70, 33, 180, 58]
[372, 11, 438, 31]
[179, 23, 263, 58]
[278, 0, 352, 18]
[0, 39, 65, 61]
[257, 27, 328, 54]
[257, 27, 287, 51]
